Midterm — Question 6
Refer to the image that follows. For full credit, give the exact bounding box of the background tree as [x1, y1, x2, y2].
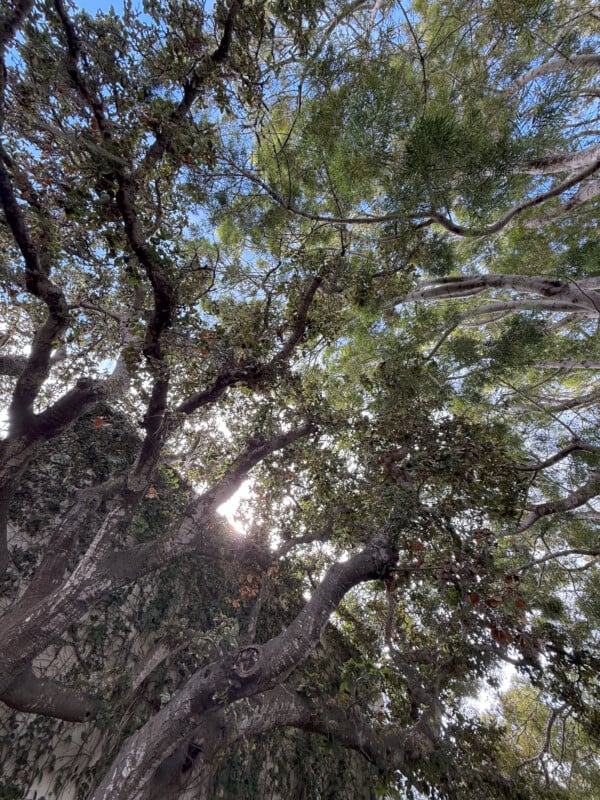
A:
[0, 0, 599, 798]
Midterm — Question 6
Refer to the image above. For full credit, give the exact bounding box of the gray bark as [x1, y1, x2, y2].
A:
[90, 536, 398, 800]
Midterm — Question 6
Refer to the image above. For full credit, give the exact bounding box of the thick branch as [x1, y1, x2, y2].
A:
[0, 419, 313, 691]
[151, 686, 422, 799]
[535, 360, 600, 370]
[53, 0, 172, 489]
[508, 54, 600, 95]
[540, 385, 600, 412]
[200, 422, 316, 512]
[0, 665, 101, 722]
[0, 0, 34, 50]
[519, 471, 600, 532]
[90, 536, 398, 800]
[115, 181, 175, 489]
[519, 143, 600, 175]
[0, 353, 27, 376]
[394, 274, 600, 316]
[109, 422, 318, 586]
[0, 159, 69, 432]
[17, 479, 122, 611]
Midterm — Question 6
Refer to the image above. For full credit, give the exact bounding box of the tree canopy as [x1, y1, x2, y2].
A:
[0, 0, 599, 798]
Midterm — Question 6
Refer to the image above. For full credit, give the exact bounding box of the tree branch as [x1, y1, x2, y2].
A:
[515, 440, 600, 472]
[0, 353, 28, 376]
[423, 157, 600, 237]
[518, 471, 600, 532]
[519, 547, 600, 572]
[540, 385, 600, 412]
[0, 158, 69, 434]
[0, 0, 34, 50]
[52, 0, 112, 138]
[518, 143, 600, 175]
[0, 664, 101, 722]
[393, 273, 600, 316]
[90, 536, 398, 800]
[508, 54, 600, 95]
[150, 686, 421, 799]
[176, 275, 322, 417]
[534, 360, 600, 370]
[194, 422, 317, 513]
[0, 419, 315, 690]
[139, 0, 243, 173]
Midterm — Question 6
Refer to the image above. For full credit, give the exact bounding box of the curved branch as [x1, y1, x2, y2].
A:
[177, 275, 322, 417]
[0, 420, 315, 692]
[519, 547, 600, 572]
[199, 422, 316, 512]
[541, 385, 600, 412]
[394, 274, 600, 316]
[508, 54, 600, 95]
[139, 0, 243, 174]
[424, 157, 600, 237]
[53, 0, 112, 138]
[224, 153, 600, 237]
[90, 536, 398, 800]
[151, 686, 425, 799]
[518, 471, 600, 532]
[515, 441, 600, 472]
[0, 158, 69, 434]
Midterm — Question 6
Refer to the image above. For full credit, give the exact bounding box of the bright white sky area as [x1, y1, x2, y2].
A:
[217, 480, 251, 533]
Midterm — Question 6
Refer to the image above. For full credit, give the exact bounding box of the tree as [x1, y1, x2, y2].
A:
[0, 0, 599, 798]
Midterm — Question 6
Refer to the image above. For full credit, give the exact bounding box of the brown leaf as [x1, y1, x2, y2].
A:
[491, 626, 513, 646]
[485, 596, 502, 608]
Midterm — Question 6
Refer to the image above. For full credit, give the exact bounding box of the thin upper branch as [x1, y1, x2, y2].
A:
[139, 0, 243, 174]
[519, 547, 600, 572]
[515, 441, 600, 472]
[423, 157, 600, 237]
[176, 275, 322, 417]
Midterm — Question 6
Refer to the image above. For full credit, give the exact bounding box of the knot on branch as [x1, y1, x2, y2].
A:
[233, 645, 260, 677]
[404, 727, 435, 761]
[369, 534, 399, 578]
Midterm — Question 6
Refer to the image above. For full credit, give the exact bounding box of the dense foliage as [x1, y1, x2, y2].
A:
[0, 0, 599, 798]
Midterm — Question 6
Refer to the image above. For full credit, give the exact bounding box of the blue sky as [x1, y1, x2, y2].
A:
[76, 0, 125, 12]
